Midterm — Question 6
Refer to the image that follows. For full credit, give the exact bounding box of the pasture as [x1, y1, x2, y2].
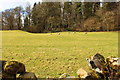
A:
[2, 30, 118, 78]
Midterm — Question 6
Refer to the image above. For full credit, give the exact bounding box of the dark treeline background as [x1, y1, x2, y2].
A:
[1, 2, 120, 33]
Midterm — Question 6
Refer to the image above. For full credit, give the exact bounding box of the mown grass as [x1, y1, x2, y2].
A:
[2, 30, 118, 78]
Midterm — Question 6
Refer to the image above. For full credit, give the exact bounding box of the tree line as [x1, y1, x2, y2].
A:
[1, 2, 120, 33]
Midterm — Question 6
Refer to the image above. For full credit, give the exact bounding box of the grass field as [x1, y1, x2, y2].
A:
[2, 30, 118, 78]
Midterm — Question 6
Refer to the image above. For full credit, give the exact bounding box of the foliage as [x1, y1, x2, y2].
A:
[1, 2, 119, 32]
[2, 7, 23, 30]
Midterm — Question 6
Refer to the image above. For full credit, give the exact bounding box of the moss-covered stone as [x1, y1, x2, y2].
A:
[4, 61, 26, 75]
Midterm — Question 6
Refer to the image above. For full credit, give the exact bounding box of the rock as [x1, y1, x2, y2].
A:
[106, 56, 120, 78]
[93, 53, 105, 62]
[18, 72, 37, 80]
[86, 58, 97, 69]
[4, 61, 26, 75]
[0, 60, 7, 73]
[77, 68, 88, 78]
[87, 71, 105, 79]
[86, 53, 107, 73]
[106, 56, 119, 71]
[1, 72, 15, 79]
[106, 56, 119, 65]
[17, 62, 26, 74]
[86, 54, 120, 79]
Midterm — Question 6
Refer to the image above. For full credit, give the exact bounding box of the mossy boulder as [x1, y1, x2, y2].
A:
[4, 61, 26, 75]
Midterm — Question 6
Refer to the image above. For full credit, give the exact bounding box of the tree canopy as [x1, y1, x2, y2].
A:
[1, 2, 120, 32]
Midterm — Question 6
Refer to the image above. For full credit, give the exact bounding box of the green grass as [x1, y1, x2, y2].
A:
[2, 30, 118, 78]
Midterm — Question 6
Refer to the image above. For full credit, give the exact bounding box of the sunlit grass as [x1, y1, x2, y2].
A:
[2, 30, 118, 78]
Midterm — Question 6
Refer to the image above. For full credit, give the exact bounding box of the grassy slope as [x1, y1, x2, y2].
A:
[2, 30, 118, 78]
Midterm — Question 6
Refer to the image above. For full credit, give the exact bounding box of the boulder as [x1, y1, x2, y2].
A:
[86, 53, 107, 73]
[4, 61, 26, 75]
[17, 62, 26, 74]
[0, 60, 7, 73]
[18, 72, 37, 80]
[86, 54, 120, 79]
[77, 68, 88, 78]
[106, 56, 120, 78]
[93, 53, 105, 63]
[77, 68, 105, 79]
[1, 72, 15, 80]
